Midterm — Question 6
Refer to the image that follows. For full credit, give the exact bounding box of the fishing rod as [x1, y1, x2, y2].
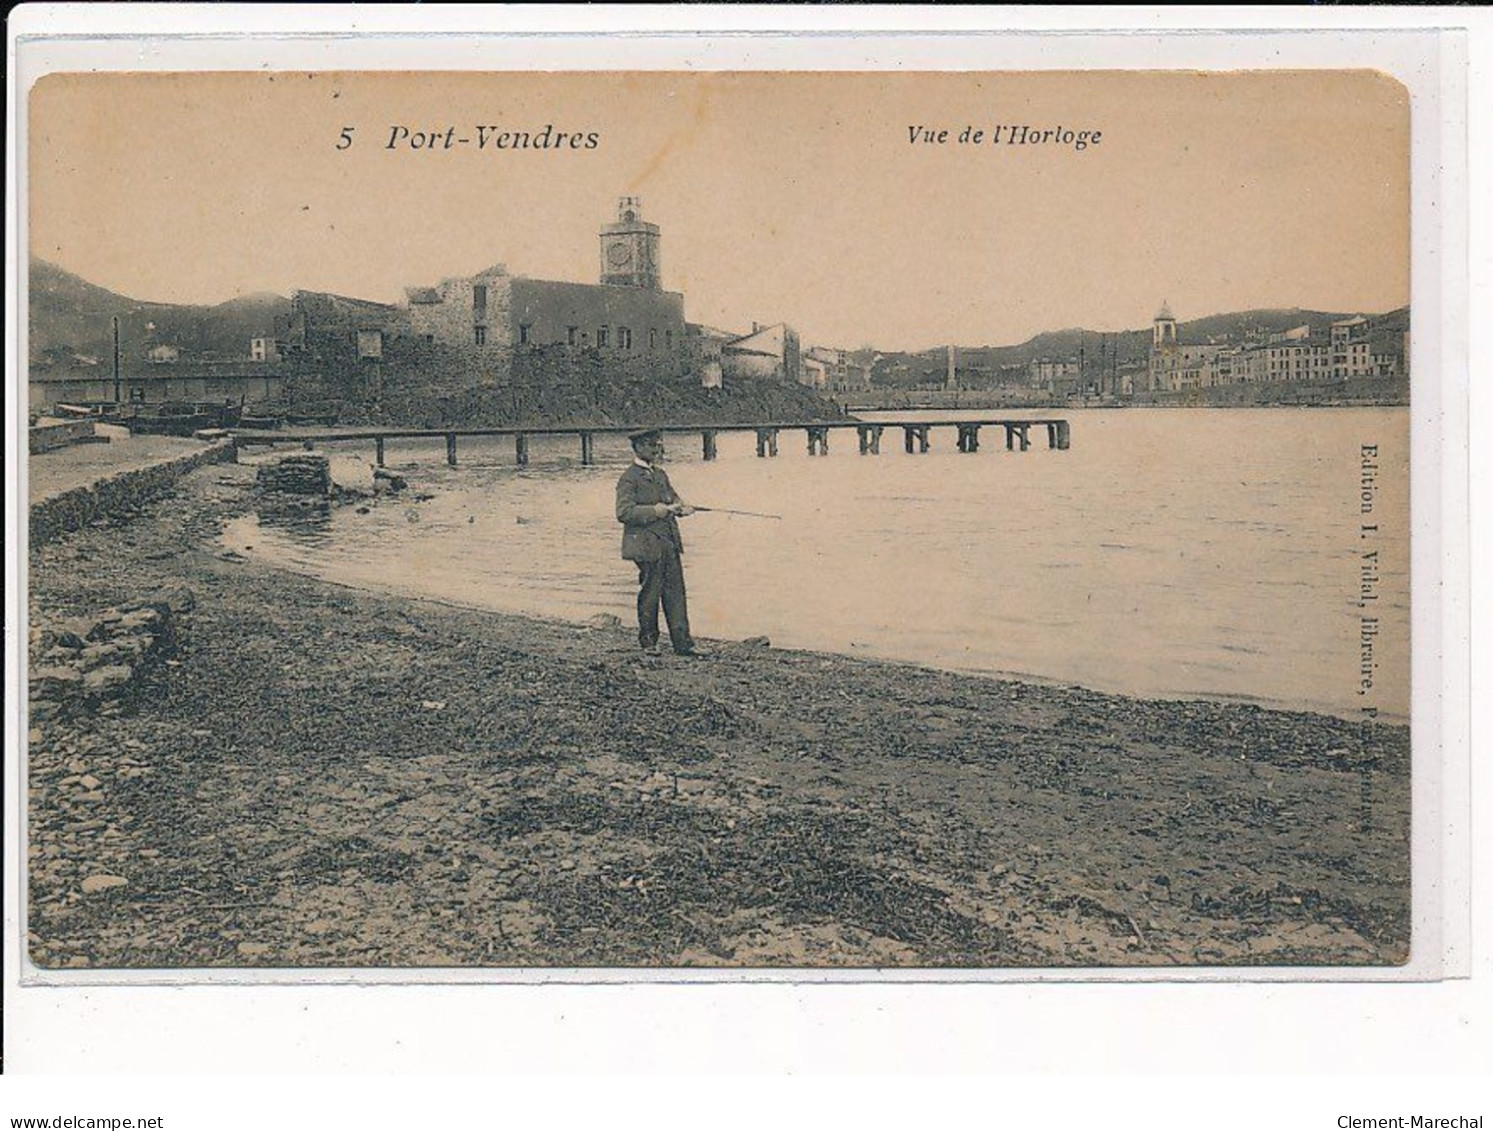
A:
[689, 505, 782, 520]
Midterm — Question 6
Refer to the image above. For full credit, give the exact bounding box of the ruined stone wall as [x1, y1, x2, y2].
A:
[30, 420, 97, 454]
[29, 588, 195, 722]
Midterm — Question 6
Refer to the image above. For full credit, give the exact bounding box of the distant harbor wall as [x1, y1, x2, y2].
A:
[839, 374, 1409, 413]
[29, 440, 238, 549]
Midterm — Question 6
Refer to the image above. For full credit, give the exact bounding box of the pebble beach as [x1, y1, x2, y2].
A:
[25, 456, 1412, 970]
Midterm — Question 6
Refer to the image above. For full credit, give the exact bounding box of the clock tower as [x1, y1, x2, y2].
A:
[600, 196, 661, 290]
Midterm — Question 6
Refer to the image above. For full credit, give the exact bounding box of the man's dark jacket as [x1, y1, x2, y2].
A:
[615, 463, 684, 562]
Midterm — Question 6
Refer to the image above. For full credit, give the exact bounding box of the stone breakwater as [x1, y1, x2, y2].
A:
[28, 439, 237, 549]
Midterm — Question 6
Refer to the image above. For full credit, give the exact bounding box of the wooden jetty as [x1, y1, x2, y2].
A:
[231, 418, 1071, 468]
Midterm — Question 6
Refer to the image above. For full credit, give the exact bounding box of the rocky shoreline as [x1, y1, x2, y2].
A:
[26, 456, 1412, 970]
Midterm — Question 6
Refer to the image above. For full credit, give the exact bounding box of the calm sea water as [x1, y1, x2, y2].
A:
[225, 408, 1410, 720]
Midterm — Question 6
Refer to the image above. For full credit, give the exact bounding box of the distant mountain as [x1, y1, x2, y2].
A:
[28, 259, 289, 368]
[1170, 308, 1365, 347]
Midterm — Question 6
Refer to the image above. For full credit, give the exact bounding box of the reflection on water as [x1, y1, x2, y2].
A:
[254, 498, 333, 542]
[225, 409, 1411, 720]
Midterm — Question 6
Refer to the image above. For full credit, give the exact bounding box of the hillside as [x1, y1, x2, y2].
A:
[337, 375, 846, 430]
[28, 258, 1405, 417]
[28, 259, 287, 366]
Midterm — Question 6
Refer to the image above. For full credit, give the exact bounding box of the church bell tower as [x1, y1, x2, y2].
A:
[599, 196, 661, 290]
[1150, 300, 1178, 392]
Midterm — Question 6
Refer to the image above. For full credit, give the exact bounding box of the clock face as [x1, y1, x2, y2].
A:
[606, 241, 632, 268]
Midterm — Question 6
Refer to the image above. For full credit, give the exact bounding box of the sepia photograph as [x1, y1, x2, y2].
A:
[19, 64, 1421, 978]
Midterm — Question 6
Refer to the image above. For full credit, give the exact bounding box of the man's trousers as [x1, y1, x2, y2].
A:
[635, 544, 693, 653]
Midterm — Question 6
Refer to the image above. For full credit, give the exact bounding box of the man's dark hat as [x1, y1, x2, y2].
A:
[628, 428, 663, 444]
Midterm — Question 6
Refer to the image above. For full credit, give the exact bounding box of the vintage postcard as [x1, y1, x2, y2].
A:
[11, 29, 1463, 1003]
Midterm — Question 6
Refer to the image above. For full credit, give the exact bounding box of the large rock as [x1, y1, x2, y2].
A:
[80, 874, 128, 894]
[31, 666, 83, 686]
[82, 665, 134, 693]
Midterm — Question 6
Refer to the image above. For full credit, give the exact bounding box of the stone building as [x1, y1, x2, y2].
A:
[280, 290, 407, 359]
[1258, 327, 1332, 384]
[722, 322, 802, 384]
[803, 346, 871, 392]
[1029, 355, 1081, 391]
[1328, 315, 1397, 379]
[599, 195, 662, 290]
[404, 265, 511, 350]
[687, 323, 734, 389]
[1146, 303, 1225, 390]
[800, 352, 828, 389]
[402, 198, 689, 380]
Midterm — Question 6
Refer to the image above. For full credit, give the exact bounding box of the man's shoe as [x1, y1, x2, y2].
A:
[642, 642, 662, 657]
[674, 645, 709, 658]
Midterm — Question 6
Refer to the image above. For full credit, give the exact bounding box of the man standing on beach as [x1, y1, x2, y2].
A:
[615, 428, 702, 658]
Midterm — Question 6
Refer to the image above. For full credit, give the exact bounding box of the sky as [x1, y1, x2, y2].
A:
[28, 70, 1410, 352]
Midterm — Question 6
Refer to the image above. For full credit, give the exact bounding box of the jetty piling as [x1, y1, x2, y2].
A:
[232, 417, 1070, 470]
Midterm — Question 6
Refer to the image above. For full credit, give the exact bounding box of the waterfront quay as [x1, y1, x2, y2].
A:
[231, 417, 1073, 467]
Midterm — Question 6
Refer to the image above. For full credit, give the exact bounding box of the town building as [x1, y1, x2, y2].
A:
[800, 352, 828, 389]
[1029, 355, 1081, 394]
[686, 323, 734, 389]
[803, 346, 872, 392]
[1145, 303, 1405, 393]
[722, 322, 802, 384]
[1327, 315, 1401, 380]
[1147, 302, 1225, 391]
